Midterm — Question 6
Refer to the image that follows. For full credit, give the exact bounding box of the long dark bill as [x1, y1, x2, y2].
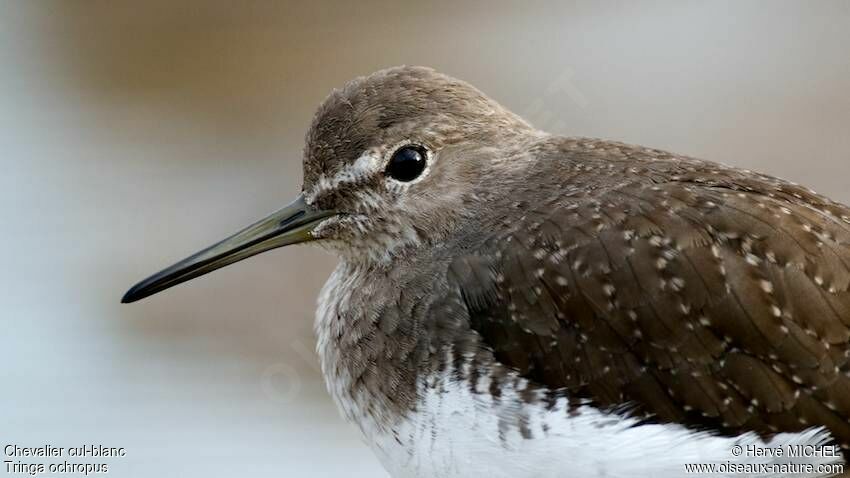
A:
[121, 194, 335, 303]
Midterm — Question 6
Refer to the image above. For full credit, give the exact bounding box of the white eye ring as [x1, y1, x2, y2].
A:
[385, 145, 428, 182]
[382, 140, 433, 186]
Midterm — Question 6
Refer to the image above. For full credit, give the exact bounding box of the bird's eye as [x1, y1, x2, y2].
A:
[385, 145, 427, 182]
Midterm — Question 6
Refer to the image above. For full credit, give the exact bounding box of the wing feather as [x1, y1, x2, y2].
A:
[448, 155, 850, 450]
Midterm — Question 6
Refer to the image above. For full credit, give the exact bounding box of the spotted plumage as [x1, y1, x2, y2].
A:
[123, 66, 850, 477]
[449, 138, 850, 443]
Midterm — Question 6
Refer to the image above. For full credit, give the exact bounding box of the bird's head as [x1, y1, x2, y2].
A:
[122, 66, 534, 303]
[302, 66, 535, 261]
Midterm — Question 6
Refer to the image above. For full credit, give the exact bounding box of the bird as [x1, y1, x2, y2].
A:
[122, 66, 850, 478]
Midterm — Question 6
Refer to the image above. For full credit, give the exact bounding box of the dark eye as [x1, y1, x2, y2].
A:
[385, 145, 427, 182]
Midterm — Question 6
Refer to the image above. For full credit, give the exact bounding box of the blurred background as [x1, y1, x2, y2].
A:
[1, 1, 848, 476]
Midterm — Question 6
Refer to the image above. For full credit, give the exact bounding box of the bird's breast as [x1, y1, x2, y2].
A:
[314, 262, 416, 439]
[313, 264, 844, 478]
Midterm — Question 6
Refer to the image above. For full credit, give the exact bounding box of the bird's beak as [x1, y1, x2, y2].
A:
[121, 194, 335, 304]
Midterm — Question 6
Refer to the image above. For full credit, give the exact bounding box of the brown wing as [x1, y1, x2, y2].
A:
[449, 155, 850, 452]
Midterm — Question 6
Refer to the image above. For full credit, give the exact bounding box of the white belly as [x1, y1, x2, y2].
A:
[342, 373, 843, 478]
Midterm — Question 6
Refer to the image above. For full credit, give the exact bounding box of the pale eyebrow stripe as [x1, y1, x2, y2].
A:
[305, 151, 381, 204]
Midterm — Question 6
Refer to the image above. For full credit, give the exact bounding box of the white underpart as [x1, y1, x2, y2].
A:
[328, 375, 842, 477]
[375, 379, 842, 478]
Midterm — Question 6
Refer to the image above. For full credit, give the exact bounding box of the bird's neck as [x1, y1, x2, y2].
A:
[313, 254, 489, 438]
[314, 260, 424, 436]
